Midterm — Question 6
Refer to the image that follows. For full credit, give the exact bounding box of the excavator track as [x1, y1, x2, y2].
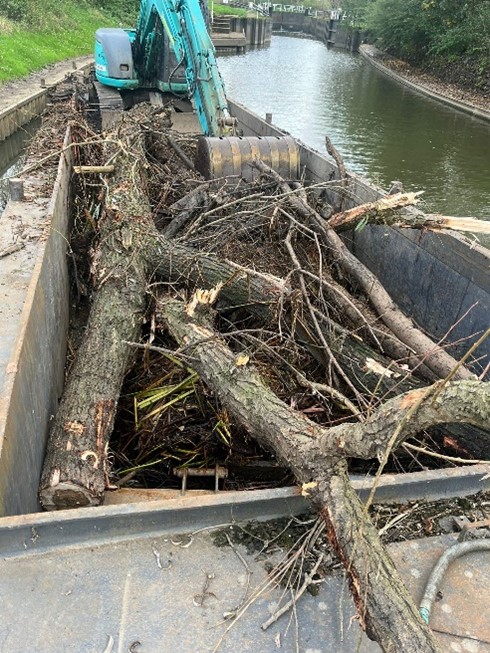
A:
[93, 81, 125, 131]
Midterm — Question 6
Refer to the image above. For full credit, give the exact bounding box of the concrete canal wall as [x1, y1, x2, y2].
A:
[0, 92, 47, 144]
[212, 12, 357, 51]
[272, 12, 361, 51]
[360, 44, 490, 123]
[230, 15, 273, 45]
[0, 59, 93, 144]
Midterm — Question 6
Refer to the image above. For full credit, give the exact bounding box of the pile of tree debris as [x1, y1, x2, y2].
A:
[27, 85, 489, 653]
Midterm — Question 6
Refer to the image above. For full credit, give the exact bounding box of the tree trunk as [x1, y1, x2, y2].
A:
[159, 295, 470, 653]
[319, 465, 440, 653]
[39, 208, 149, 509]
[39, 125, 152, 509]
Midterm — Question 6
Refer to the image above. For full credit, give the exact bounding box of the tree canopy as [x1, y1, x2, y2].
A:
[340, 0, 490, 66]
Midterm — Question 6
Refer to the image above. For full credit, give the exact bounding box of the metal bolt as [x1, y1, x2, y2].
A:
[174, 465, 228, 495]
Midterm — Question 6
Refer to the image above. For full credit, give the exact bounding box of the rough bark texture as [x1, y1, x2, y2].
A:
[39, 126, 151, 509]
[322, 380, 490, 459]
[252, 159, 472, 382]
[319, 466, 440, 653]
[39, 209, 149, 509]
[159, 296, 452, 653]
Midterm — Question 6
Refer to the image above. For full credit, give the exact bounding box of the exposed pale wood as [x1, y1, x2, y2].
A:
[327, 191, 422, 230]
[73, 164, 115, 174]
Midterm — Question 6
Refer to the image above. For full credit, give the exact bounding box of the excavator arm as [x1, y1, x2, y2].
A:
[95, 0, 234, 136]
[95, 0, 299, 178]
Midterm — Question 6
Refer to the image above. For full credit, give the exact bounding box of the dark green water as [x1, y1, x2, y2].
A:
[218, 35, 490, 221]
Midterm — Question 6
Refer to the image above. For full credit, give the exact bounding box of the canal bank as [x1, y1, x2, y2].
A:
[0, 56, 93, 141]
[360, 44, 490, 124]
[217, 36, 490, 221]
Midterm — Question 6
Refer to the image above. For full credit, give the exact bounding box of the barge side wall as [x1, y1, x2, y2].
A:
[230, 98, 490, 371]
[0, 130, 73, 516]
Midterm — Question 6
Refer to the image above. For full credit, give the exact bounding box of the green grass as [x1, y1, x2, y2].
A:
[212, 3, 248, 17]
[0, 0, 250, 85]
[0, 1, 136, 84]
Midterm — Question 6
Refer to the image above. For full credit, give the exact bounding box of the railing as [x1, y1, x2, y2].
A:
[222, 0, 270, 16]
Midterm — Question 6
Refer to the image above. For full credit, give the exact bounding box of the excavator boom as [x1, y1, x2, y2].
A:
[95, 0, 234, 135]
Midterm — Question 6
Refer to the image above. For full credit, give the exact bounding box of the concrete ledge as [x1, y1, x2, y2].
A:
[211, 31, 247, 50]
[0, 58, 93, 142]
[0, 92, 47, 143]
[360, 44, 490, 124]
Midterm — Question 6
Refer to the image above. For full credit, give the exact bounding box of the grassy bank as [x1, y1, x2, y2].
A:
[212, 4, 247, 17]
[0, 0, 248, 85]
[0, 0, 138, 84]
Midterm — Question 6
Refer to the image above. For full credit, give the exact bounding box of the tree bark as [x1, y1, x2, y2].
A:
[319, 465, 440, 653]
[39, 124, 152, 509]
[252, 159, 473, 382]
[39, 207, 149, 509]
[158, 295, 481, 653]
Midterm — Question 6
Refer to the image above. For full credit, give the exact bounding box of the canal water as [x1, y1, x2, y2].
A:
[218, 35, 490, 221]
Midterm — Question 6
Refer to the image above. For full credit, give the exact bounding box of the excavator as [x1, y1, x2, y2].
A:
[94, 0, 299, 178]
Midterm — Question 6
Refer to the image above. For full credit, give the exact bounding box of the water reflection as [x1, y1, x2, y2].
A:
[218, 36, 490, 219]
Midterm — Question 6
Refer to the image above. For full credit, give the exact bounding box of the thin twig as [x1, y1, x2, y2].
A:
[261, 552, 326, 630]
[402, 442, 490, 466]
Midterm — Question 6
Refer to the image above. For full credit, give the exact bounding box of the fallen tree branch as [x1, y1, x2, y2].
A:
[158, 293, 467, 652]
[39, 126, 150, 509]
[327, 191, 422, 231]
[327, 193, 490, 235]
[252, 158, 473, 382]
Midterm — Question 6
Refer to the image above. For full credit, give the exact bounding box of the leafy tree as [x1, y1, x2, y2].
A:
[339, 0, 374, 27]
[364, 0, 431, 60]
[365, 0, 490, 68]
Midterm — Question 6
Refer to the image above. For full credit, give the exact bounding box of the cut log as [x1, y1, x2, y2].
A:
[156, 295, 490, 652]
[327, 191, 422, 230]
[39, 217, 147, 509]
[147, 235, 424, 398]
[73, 165, 115, 174]
[39, 132, 151, 509]
[163, 185, 211, 238]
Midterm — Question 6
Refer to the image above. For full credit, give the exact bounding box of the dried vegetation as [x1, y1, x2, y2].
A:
[18, 79, 490, 653]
